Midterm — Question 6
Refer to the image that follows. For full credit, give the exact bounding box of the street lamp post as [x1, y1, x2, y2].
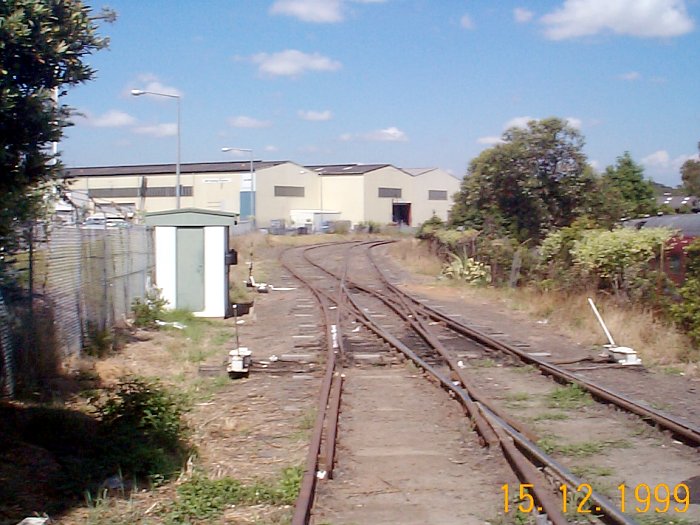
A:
[221, 147, 254, 227]
[131, 89, 182, 209]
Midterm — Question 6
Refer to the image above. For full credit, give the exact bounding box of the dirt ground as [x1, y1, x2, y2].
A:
[3, 236, 700, 525]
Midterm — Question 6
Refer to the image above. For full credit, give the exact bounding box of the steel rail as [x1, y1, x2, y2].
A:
[291, 242, 667, 524]
[304, 242, 643, 524]
[342, 244, 639, 525]
[280, 248, 339, 525]
[365, 243, 700, 447]
[338, 278, 570, 525]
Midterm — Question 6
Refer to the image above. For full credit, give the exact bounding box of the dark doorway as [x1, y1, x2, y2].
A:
[392, 203, 411, 225]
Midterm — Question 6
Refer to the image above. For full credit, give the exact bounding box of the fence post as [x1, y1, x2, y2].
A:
[0, 290, 15, 398]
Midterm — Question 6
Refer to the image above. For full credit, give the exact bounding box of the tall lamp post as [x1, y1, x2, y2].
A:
[221, 147, 255, 227]
[131, 89, 182, 209]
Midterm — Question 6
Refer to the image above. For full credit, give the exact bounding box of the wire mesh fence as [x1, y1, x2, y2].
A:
[0, 223, 154, 397]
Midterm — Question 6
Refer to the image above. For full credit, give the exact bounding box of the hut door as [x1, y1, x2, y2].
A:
[176, 227, 205, 311]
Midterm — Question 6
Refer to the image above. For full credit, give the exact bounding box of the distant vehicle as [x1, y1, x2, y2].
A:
[81, 215, 130, 229]
[81, 216, 106, 229]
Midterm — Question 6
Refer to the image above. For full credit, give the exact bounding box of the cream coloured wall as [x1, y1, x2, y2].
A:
[320, 175, 365, 225]
[254, 162, 320, 227]
[363, 166, 413, 224]
[191, 172, 242, 212]
[409, 169, 462, 225]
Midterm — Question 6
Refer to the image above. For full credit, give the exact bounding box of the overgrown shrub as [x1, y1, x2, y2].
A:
[570, 227, 674, 295]
[131, 289, 168, 328]
[441, 253, 491, 285]
[92, 378, 190, 480]
[670, 239, 700, 349]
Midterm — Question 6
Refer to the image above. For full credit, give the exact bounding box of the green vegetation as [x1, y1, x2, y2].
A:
[0, 0, 111, 269]
[131, 289, 169, 329]
[680, 143, 700, 196]
[451, 118, 594, 242]
[670, 239, 700, 350]
[532, 411, 569, 422]
[546, 385, 592, 410]
[570, 465, 614, 478]
[555, 439, 631, 458]
[92, 378, 190, 482]
[441, 252, 491, 285]
[164, 467, 302, 523]
[537, 433, 630, 458]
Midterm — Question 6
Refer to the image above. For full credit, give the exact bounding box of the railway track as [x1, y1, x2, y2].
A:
[279, 240, 699, 525]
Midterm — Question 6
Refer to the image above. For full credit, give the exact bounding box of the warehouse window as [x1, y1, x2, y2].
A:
[88, 186, 193, 198]
[88, 188, 139, 198]
[378, 187, 402, 198]
[274, 185, 305, 197]
[428, 190, 448, 200]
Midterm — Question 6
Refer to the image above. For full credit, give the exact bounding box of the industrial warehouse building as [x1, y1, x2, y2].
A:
[64, 160, 461, 229]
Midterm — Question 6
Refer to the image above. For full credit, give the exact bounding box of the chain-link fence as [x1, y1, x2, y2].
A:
[0, 223, 154, 397]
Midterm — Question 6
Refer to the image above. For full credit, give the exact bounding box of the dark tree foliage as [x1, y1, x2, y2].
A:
[681, 142, 700, 196]
[450, 118, 595, 242]
[0, 0, 108, 256]
[601, 151, 657, 220]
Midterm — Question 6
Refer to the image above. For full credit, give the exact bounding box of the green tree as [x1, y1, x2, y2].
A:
[0, 0, 109, 260]
[450, 117, 595, 242]
[680, 142, 700, 196]
[601, 151, 657, 220]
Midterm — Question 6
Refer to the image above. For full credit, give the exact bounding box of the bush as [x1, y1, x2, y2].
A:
[441, 253, 491, 285]
[131, 289, 168, 328]
[571, 227, 674, 295]
[670, 239, 700, 349]
[92, 378, 190, 480]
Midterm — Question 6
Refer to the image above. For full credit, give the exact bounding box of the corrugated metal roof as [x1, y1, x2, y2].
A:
[64, 160, 288, 178]
[402, 168, 435, 177]
[624, 214, 700, 237]
[305, 163, 391, 175]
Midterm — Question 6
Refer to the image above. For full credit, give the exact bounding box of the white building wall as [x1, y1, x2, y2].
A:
[192, 172, 242, 213]
[197, 226, 227, 317]
[321, 175, 365, 225]
[363, 166, 413, 224]
[409, 169, 462, 225]
[154, 227, 177, 308]
[255, 162, 320, 228]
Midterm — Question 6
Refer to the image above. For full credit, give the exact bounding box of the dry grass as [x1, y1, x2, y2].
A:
[387, 239, 697, 369]
[387, 238, 444, 276]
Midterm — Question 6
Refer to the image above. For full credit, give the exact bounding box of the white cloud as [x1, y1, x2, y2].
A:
[514, 7, 534, 23]
[541, 0, 694, 40]
[252, 49, 342, 77]
[87, 110, 137, 128]
[264, 145, 279, 152]
[269, 0, 386, 23]
[642, 150, 671, 167]
[228, 116, 272, 128]
[341, 126, 409, 142]
[298, 109, 333, 121]
[504, 116, 534, 129]
[477, 136, 503, 145]
[619, 71, 642, 81]
[133, 123, 177, 137]
[366, 126, 408, 142]
[565, 116, 582, 129]
[642, 149, 699, 171]
[270, 0, 343, 23]
[460, 13, 475, 29]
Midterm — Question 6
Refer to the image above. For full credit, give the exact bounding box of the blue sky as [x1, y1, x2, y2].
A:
[63, 0, 700, 187]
